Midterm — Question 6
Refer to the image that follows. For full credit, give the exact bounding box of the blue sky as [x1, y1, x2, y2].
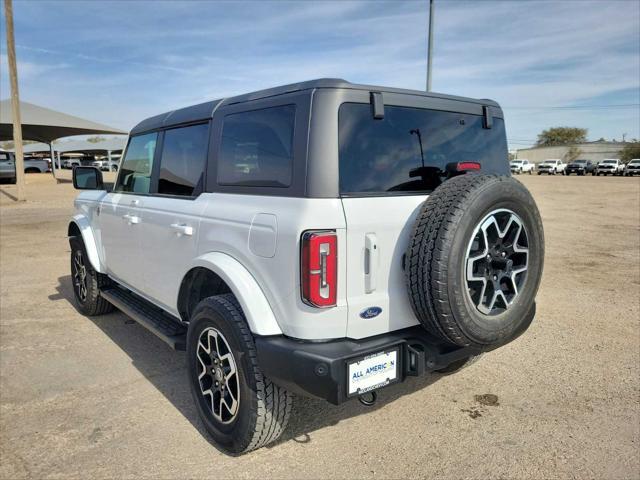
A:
[1, 0, 639, 149]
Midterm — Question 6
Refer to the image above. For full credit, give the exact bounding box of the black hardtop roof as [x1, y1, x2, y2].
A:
[130, 78, 501, 135]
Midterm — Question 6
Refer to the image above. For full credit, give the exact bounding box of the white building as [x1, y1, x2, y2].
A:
[515, 141, 627, 164]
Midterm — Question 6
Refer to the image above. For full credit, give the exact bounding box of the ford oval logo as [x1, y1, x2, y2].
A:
[360, 307, 382, 319]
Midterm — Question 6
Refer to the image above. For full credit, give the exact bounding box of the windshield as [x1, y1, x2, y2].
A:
[629, 160, 640, 165]
[573, 160, 587, 164]
[602, 160, 617, 164]
[338, 103, 508, 195]
[511, 160, 523, 164]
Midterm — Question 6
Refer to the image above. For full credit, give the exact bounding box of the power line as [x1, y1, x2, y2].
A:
[504, 104, 640, 110]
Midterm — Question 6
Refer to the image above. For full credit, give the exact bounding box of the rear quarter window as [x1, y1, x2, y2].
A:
[218, 105, 295, 187]
[338, 103, 508, 195]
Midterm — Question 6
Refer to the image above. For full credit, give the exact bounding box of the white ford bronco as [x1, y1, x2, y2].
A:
[69, 79, 544, 453]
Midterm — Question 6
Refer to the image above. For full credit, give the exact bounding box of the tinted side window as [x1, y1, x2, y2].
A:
[218, 105, 295, 187]
[0, 153, 8, 162]
[158, 123, 208, 196]
[339, 104, 508, 195]
[115, 133, 157, 194]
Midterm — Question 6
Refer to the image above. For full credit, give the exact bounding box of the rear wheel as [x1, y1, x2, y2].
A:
[405, 174, 544, 348]
[187, 294, 293, 454]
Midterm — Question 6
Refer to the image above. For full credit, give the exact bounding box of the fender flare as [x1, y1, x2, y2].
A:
[189, 252, 282, 336]
[69, 214, 105, 273]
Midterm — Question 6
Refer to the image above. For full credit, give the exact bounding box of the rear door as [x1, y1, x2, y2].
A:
[338, 101, 509, 338]
[136, 123, 210, 315]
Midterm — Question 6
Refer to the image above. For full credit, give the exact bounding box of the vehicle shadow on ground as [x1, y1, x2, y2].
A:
[51, 275, 443, 451]
[0, 186, 18, 201]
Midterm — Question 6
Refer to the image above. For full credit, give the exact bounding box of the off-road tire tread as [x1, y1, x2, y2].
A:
[406, 174, 509, 346]
[69, 236, 114, 316]
[197, 294, 293, 453]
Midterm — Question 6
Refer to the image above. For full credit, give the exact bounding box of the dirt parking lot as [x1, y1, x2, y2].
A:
[1, 173, 639, 479]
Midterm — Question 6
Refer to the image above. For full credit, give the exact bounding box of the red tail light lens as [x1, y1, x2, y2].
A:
[457, 161, 481, 171]
[301, 230, 337, 308]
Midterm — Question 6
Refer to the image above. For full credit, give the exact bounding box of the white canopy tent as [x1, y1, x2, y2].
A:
[0, 99, 126, 175]
[12, 137, 128, 166]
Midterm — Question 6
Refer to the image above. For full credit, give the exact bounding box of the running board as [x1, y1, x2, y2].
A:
[100, 287, 187, 351]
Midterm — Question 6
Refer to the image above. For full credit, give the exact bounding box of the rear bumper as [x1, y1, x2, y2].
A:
[256, 326, 483, 405]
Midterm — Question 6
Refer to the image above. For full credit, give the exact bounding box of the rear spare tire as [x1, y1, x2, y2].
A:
[405, 174, 544, 348]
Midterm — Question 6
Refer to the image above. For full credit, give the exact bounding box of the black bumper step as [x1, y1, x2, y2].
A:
[100, 287, 187, 350]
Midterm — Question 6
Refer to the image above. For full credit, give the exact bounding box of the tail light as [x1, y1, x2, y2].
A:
[456, 161, 481, 171]
[301, 230, 337, 308]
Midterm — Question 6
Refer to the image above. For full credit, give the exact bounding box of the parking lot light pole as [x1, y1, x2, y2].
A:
[4, 0, 25, 201]
[426, 0, 435, 92]
[49, 143, 57, 178]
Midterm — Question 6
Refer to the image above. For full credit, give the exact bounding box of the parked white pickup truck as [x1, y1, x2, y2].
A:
[623, 159, 640, 176]
[510, 159, 534, 174]
[68, 79, 545, 454]
[537, 159, 565, 175]
[596, 159, 624, 176]
[0, 152, 50, 183]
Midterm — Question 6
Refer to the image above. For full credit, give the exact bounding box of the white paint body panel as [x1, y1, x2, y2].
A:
[135, 195, 208, 314]
[197, 193, 348, 339]
[72, 189, 427, 340]
[341, 196, 427, 338]
[188, 252, 282, 336]
[99, 192, 146, 288]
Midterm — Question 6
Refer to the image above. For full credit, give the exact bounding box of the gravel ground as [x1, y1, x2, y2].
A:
[1, 173, 638, 479]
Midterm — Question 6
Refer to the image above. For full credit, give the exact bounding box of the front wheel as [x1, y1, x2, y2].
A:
[187, 294, 293, 454]
[69, 236, 114, 316]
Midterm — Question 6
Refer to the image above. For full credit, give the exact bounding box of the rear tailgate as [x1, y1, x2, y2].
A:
[341, 196, 426, 338]
[337, 100, 508, 340]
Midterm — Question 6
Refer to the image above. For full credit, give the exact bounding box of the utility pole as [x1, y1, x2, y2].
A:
[622, 133, 627, 142]
[4, 0, 25, 201]
[426, 0, 435, 92]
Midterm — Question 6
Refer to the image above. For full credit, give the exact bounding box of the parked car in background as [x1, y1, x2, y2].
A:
[0, 153, 50, 183]
[62, 158, 82, 169]
[565, 159, 596, 176]
[0, 151, 16, 183]
[623, 159, 640, 176]
[24, 157, 51, 173]
[510, 159, 534, 174]
[537, 159, 565, 175]
[91, 159, 119, 172]
[596, 159, 623, 176]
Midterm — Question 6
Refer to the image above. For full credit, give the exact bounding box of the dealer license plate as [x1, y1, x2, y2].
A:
[347, 349, 399, 396]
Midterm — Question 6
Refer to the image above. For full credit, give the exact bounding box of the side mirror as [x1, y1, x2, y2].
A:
[73, 166, 104, 190]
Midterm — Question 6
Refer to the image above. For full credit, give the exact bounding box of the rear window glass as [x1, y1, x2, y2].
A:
[338, 103, 508, 195]
[158, 123, 208, 196]
[218, 105, 295, 187]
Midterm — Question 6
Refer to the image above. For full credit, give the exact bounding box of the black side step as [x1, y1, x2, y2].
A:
[100, 287, 187, 351]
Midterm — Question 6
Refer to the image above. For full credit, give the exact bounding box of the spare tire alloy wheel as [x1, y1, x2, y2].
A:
[405, 174, 544, 348]
[465, 209, 528, 315]
[196, 327, 240, 424]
